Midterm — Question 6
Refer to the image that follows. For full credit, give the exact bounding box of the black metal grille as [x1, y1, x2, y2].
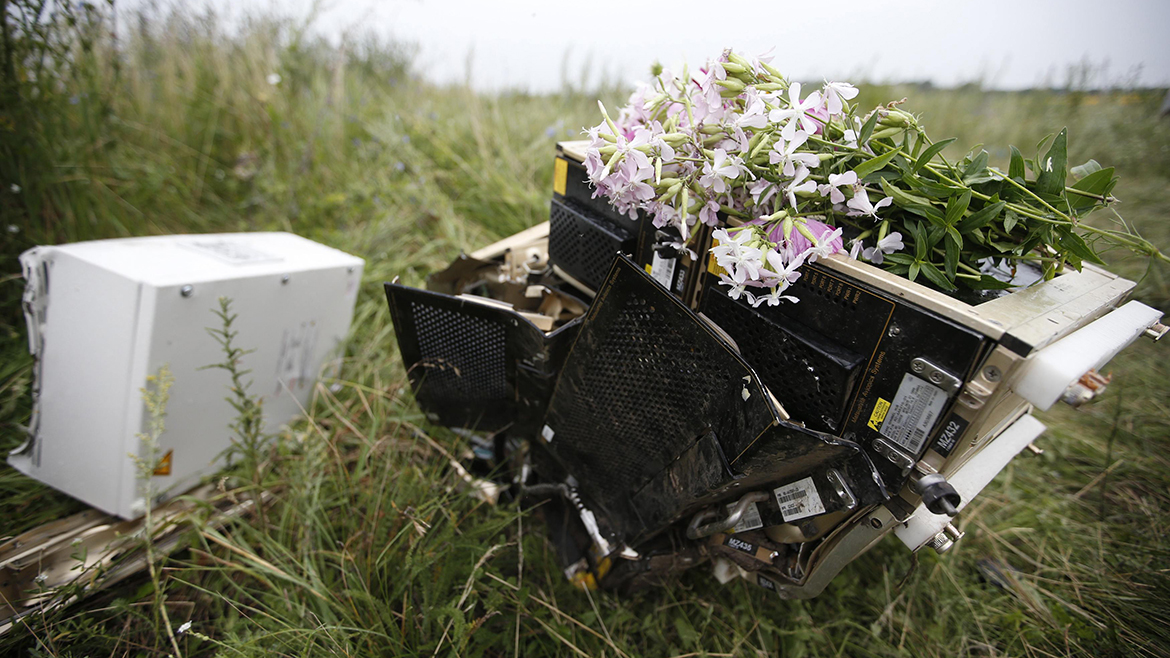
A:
[411, 301, 508, 402]
[548, 198, 636, 291]
[541, 257, 784, 539]
[556, 292, 733, 493]
[701, 288, 865, 433]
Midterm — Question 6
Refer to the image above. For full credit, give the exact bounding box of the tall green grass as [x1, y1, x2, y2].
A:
[2, 4, 1169, 656]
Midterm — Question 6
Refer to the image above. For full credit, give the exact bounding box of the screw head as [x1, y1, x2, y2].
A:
[869, 518, 883, 529]
[929, 371, 944, 384]
[888, 325, 901, 337]
[180, 285, 193, 297]
[983, 366, 1002, 382]
[911, 361, 925, 373]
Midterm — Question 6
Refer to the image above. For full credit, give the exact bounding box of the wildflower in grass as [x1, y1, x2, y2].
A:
[700, 149, 749, 195]
[818, 171, 858, 204]
[583, 47, 1145, 298]
[782, 166, 817, 209]
[786, 218, 844, 262]
[821, 81, 859, 115]
[769, 132, 820, 177]
[266, 73, 282, 85]
[769, 82, 822, 140]
[863, 232, 905, 264]
[846, 189, 893, 218]
[10, 184, 19, 193]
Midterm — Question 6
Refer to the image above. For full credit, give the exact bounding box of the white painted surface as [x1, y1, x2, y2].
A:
[11, 233, 363, 519]
[1011, 300, 1163, 410]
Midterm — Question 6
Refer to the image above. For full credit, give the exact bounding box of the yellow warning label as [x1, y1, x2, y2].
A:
[868, 398, 891, 431]
[707, 238, 726, 277]
[645, 264, 654, 274]
[553, 157, 568, 196]
[153, 449, 173, 476]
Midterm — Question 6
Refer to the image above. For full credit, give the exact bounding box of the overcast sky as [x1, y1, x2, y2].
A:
[154, 0, 1170, 91]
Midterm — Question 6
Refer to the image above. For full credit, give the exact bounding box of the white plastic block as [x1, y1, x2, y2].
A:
[1011, 300, 1162, 411]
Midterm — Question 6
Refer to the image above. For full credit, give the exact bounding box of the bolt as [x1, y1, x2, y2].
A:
[983, 365, 1002, 382]
[928, 531, 954, 554]
[281, 274, 291, 284]
[180, 285, 193, 297]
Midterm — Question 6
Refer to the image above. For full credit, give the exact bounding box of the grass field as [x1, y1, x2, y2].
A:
[2, 5, 1169, 657]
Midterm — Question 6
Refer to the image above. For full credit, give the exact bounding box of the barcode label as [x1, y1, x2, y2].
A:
[880, 373, 948, 455]
[773, 477, 825, 522]
[650, 251, 676, 289]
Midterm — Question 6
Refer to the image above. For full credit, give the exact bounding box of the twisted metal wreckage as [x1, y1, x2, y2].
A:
[385, 141, 1166, 595]
[1, 141, 1165, 634]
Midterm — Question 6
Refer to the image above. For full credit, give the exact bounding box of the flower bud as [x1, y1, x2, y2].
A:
[871, 127, 902, 140]
[722, 61, 748, 75]
[716, 78, 746, 93]
[727, 52, 752, 70]
[755, 82, 784, 93]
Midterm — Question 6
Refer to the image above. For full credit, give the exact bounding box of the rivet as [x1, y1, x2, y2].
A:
[180, 285, 193, 297]
[281, 274, 291, 284]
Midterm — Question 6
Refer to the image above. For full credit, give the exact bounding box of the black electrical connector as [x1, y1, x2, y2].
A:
[913, 473, 961, 517]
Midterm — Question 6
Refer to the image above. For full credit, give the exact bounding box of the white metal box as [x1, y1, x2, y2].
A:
[11, 232, 364, 519]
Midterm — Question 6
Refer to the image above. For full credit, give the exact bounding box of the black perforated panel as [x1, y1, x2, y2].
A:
[701, 289, 865, 433]
[411, 301, 508, 401]
[548, 198, 636, 290]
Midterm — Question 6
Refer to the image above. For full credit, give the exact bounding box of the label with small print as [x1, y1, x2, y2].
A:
[757, 575, 777, 591]
[932, 413, 970, 457]
[773, 476, 826, 522]
[880, 373, 949, 455]
[723, 536, 757, 555]
[650, 251, 677, 289]
[726, 500, 763, 533]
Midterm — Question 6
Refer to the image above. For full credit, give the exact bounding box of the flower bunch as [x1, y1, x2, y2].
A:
[584, 49, 1167, 305]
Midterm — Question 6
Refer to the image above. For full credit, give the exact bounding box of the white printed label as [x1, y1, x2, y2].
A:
[184, 239, 280, 264]
[541, 425, 555, 443]
[773, 477, 825, 522]
[880, 373, 949, 454]
[725, 501, 764, 534]
[650, 251, 676, 289]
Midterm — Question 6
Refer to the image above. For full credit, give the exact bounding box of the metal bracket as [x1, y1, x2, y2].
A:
[686, 491, 770, 540]
[825, 469, 856, 511]
[872, 438, 915, 472]
[910, 357, 962, 395]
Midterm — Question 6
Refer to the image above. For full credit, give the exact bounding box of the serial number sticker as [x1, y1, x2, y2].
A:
[725, 500, 763, 534]
[880, 373, 949, 455]
[650, 251, 677, 289]
[868, 397, 891, 431]
[773, 476, 825, 522]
